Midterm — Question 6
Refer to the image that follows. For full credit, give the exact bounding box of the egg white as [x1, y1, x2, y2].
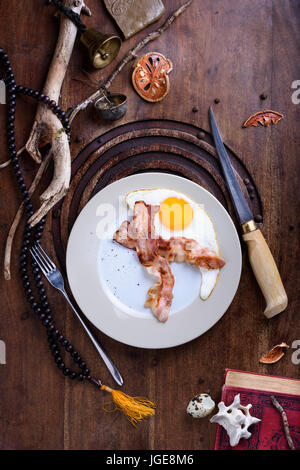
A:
[125, 188, 221, 300]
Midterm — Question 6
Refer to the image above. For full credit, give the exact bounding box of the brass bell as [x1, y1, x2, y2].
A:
[80, 28, 122, 69]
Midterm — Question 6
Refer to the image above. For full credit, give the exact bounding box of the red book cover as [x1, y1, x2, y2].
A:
[214, 369, 300, 450]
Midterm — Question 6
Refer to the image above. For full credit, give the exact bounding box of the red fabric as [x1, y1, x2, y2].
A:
[214, 370, 300, 450]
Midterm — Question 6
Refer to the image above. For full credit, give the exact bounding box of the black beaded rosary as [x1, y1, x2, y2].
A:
[0, 48, 97, 384]
[0, 48, 155, 425]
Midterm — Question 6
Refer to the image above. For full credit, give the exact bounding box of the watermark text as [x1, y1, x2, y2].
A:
[291, 80, 300, 104]
[0, 80, 6, 104]
[291, 339, 300, 365]
[0, 340, 6, 364]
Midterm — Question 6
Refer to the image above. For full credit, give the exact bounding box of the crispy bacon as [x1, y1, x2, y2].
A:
[114, 221, 135, 249]
[157, 238, 226, 270]
[113, 201, 226, 322]
[115, 201, 174, 323]
[114, 215, 226, 270]
[141, 252, 174, 323]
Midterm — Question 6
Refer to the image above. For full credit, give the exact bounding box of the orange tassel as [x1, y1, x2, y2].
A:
[101, 385, 156, 426]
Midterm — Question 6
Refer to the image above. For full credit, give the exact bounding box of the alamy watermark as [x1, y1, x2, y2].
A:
[95, 197, 204, 241]
[0, 340, 6, 364]
[291, 340, 300, 365]
[0, 79, 6, 104]
[291, 80, 300, 104]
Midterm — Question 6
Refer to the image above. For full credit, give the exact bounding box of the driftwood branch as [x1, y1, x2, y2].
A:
[270, 395, 295, 450]
[0, 1, 91, 171]
[4, 0, 91, 279]
[4, 151, 52, 280]
[4, 0, 192, 279]
[25, 0, 90, 227]
[68, 0, 193, 124]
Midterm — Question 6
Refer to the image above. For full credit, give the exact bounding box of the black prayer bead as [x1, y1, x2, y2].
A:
[1, 50, 84, 386]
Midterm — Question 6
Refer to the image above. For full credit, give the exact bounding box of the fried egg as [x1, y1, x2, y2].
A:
[125, 188, 221, 299]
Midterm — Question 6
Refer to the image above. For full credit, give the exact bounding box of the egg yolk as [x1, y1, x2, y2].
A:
[159, 197, 194, 231]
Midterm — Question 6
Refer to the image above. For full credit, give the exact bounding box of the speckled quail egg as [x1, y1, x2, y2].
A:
[187, 393, 215, 418]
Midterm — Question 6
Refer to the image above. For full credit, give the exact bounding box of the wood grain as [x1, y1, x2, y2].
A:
[0, 0, 299, 450]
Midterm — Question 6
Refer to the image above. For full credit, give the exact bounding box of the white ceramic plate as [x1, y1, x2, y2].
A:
[66, 173, 241, 349]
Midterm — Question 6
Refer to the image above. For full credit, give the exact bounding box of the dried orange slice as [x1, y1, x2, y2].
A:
[259, 342, 289, 364]
[243, 110, 284, 127]
[132, 52, 173, 102]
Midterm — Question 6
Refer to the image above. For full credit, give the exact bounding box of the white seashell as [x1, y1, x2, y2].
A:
[187, 393, 215, 418]
[210, 394, 261, 447]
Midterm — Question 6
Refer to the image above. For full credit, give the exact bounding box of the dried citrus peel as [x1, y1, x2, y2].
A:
[132, 52, 173, 102]
[243, 110, 284, 127]
[259, 342, 289, 364]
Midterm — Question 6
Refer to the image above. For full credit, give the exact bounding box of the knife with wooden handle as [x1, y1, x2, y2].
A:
[209, 107, 287, 318]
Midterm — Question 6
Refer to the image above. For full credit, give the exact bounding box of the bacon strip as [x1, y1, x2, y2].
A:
[115, 201, 174, 323]
[157, 238, 226, 270]
[114, 221, 136, 250]
[114, 215, 226, 270]
[113, 201, 226, 322]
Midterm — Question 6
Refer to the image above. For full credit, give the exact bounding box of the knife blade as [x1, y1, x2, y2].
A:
[209, 106, 287, 318]
[209, 107, 253, 225]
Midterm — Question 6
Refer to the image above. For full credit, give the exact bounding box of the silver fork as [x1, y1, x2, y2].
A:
[30, 243, 123, 386]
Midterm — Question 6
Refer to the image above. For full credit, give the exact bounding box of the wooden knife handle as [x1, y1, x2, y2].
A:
[242, 228, 288, 318]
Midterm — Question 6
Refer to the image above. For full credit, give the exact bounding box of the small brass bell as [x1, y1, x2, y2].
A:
[80, 29, 122, 69]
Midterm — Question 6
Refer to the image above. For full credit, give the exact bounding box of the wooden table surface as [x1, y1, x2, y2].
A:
[0, 0, 299, 450]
